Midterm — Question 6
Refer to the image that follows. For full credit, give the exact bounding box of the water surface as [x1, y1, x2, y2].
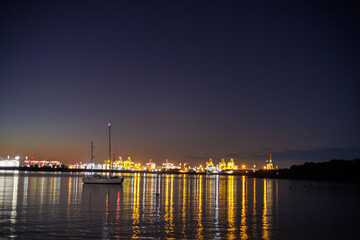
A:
[0, 170, 359, 239]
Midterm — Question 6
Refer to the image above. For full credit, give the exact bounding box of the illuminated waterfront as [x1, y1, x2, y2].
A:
[0, 171, 360, 239]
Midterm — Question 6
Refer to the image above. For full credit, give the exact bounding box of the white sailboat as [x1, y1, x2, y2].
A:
[82, 124, 125, 184]
[82, 173, 124, 184]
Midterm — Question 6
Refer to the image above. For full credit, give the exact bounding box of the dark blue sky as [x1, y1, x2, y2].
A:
[1, 0, 359, 167]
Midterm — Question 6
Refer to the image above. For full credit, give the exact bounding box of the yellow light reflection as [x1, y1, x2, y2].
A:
[149, 174, 156, 217]
[165, 175, 170, 234]
[68, 177, 72, 206]
[227, 176, 235, 240]
[181, 174, 187, 237]
[240, 176, 248, 239]
[65, 177, 73, 234]
[196, 175, 203, 240]
[106, 192, 109, 214]
[144, 173, 152, 221]
[253, 178, 256, 216]
[164, 174, 174, 238]
[219, 175, 227, 235]
[170, 175, 174, 235]
[207, 176, 213, 214]
[132, 173, 140, 238]
[262, 179, 269, 240]
[275, 179, 279, 213]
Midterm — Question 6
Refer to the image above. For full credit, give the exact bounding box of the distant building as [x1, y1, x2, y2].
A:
[24, 157, 62, 168]
[0, 156, 20, 167]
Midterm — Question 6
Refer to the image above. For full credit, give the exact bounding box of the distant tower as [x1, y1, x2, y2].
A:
[219, 158, 226, 171]
[104, 123, 113, 167]
[266, 154, 274, 170]
[227, 158, 235, 170]
[206, 158, 214, 167]
[108, 123, 111, 162]
[90, 141, 95, 164]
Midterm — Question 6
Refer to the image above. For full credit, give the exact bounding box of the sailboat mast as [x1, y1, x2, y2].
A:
[91, 141, 95, 164]
[108, 123, 111, 161]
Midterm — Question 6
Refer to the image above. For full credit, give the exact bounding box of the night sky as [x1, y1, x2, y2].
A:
[1, 0, 359, 168]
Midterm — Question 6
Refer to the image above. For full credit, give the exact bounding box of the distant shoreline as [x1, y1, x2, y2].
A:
[0, 166, 279, 177]
[1, 159, 360, 182]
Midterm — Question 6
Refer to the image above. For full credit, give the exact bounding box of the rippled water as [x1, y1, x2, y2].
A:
[0, 170, 360, 239]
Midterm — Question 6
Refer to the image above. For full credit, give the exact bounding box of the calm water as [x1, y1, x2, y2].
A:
[0, 171, 360, 239]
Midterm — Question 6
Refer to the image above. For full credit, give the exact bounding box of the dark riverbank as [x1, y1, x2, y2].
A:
[247, 159, 360, 182]
[248, 159, 360, 182]
[276, 159, 360, 182]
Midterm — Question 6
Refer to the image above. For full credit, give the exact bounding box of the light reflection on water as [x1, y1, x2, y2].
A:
[0, 171, 360, 239]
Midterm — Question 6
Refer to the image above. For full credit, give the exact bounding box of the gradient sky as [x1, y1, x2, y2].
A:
[1, 0, 359, 168]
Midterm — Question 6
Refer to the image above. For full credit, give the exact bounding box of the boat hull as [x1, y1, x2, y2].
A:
[82, 175, 125, 184]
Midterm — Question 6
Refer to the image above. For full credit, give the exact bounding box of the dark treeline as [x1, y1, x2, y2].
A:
[278, 159, 360, 181]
